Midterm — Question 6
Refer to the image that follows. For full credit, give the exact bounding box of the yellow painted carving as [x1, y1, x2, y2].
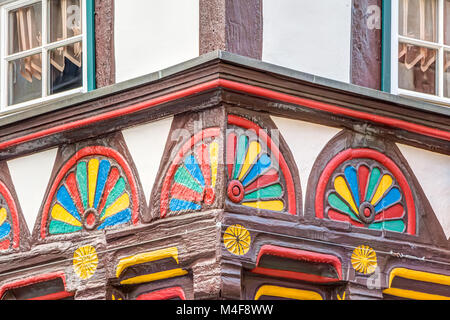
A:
[73, 245, 98, 280]
[334, 176, 358, 214]
[337, 292, 346, 300]
[254, 285, 323, 300]
[101, 193, 130, 221]
[382, 288, 450, 300]
[242, 200, 284, 211]
[119, 268, 188, 285]
[0, 208, 7, 225]
[51, 204, 82, 226]
[351, 245, 377, 274]
[223, 224, 251, 256]
[388, 268, 450, 288]
[88, 158, 99, 208]
[115, 246, 180, 278]
[238, 141, 261, 180]
[371, 174, 393, 205]
[209, 141, 219, 188]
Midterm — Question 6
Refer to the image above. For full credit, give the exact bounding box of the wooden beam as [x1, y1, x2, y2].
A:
[351, 0, 382, 90]
[199, 0, 262, 59]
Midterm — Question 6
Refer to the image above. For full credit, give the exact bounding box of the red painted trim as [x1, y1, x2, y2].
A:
[0, 80, 222, 151]
[0, 239, 10, 250]
[171, 182, 203, 202]
[315, 148, 416, 235]
[251, 267, 340, 284]
[255, 244, 342, 280]
[136, 287, 186, 300]
[375, 203, 405, 221]
[220, 79, 450, 141]
[226, 132, 237, 180]
[358, 165, 370, 203]
[65, 172, 85, 216]
[327, 209, 365, 227]
[97, 167, 121, 216]
[40, 146, 140, 239]
[160, 127, 221, 218]
[27, 291, 74, 300]
[228, 115, 297, 215]
[0, 181, 20, 249]
[0, 79, 448, 152]
[0, 272, 71, 299]
[196, 144, 212, 186]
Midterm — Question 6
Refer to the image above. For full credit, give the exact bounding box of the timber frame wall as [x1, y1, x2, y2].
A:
[0, 51, 448, 300]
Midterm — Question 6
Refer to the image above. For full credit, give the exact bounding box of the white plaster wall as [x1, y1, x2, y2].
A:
[262, 0, 352, 83]
[396, 144, 450, 239]
[7, 148, 58, 233]
[114, 0, 199, 83]
[122, 117, 173, 203]
[271, 116, 341, 212]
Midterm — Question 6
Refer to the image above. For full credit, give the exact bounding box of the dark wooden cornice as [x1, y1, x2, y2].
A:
[0, 51, 449, 161]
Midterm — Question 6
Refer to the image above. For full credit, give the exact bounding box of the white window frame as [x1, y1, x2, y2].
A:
[0, 0, 87, 114]
[390, 0, 450, 106]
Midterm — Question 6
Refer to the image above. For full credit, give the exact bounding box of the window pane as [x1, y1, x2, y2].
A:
[8, 2, 42, 55]
[49, 0, 82, 43]
[399, 0, 437, 42]
[445, 0, 450, 45]
[398, 43, 437, 95]
[49, 42, 82, 95]
[8, 54, 42, 106]
[444, 51, 450, 98]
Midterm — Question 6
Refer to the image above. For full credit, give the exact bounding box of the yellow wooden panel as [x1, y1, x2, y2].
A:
[254, 285, 323, 300]
[119, 268, 188, 285]
[116, 247, 179, 278]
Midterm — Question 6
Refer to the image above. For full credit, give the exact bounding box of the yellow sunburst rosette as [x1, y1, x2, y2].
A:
[73, 245, 99, 280]
[351, 245, 377, 274]
[223, 224, 251, 256]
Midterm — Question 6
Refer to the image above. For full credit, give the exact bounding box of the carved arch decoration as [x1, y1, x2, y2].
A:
[147, 108, 225, 220]
[39, 145, 140, 239]
[0, 180, 21, 251]
[305, 130, 448, 243]
[225, 114, 299, 215]
[159, 127, 221, 218]
[306, 131, 418, 235]
[152, 108, 301, 219]
[315, 147, 416, 234]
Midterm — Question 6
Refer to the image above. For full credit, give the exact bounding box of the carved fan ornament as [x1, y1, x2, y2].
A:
[315, 148, 416, 234]
[0, 181, 20, 251]
[160, 115, 298, 217]
[160, 127, 221, 218]
[226, 115, 297, 214]
[41, 146, 139, 238]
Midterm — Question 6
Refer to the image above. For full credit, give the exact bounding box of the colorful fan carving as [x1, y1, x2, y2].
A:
[0, 206, 11, 250]
[316, 148, 416, 235]
[226, 115, 297, 214]
[0, 181, 20, 251]
[160, 128, 221, 218]
[328, 164, 406, 232]
[41, 146, 139, 238]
